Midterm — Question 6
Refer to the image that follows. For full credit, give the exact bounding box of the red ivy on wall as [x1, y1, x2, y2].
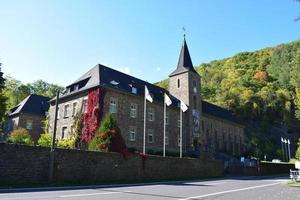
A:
[81, 87, 105, 143]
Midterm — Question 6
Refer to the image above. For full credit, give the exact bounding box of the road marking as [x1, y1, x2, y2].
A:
[60, 191, 122, 198]
[178, 182, 281, 200]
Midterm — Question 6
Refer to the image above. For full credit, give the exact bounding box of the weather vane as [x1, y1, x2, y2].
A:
[182, 27, 186, 38]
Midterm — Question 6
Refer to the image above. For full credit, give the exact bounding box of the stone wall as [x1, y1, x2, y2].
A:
[0, 143, 224, 185]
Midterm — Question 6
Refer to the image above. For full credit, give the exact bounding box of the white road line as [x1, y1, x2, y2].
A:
[178, 182, 281, 200]
[60, 191, 121, 198]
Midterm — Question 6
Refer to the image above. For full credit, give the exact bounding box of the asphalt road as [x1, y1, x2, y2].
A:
[0, 176, 298, 200]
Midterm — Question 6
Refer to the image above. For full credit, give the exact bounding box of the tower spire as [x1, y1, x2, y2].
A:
[169, 35, 196, 77]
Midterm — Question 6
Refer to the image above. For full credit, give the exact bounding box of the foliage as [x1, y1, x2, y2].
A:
[296, 139, 300, 160]
[57, 137, 76, 149]
[8, 128, 33, 145]
[0, 64, 7, 123]
[73, 112, 84, 149]
[3, 76, 63, 111]
[37, 133, 52, 147]
[89, 113, 128, 159]
[81, 88, 104, 143]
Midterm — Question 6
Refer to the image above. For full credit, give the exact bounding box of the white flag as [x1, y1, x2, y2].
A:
[164, 93, 172, 106]
[145, 86, 153, 103]
[288, 139, 290, 144]
[284, 139, 287, 144]
[281, 137, 284, 143]
[180, 100, 188, 112]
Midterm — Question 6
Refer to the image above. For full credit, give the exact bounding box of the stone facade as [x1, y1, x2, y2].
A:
[4, 113, 45, 143]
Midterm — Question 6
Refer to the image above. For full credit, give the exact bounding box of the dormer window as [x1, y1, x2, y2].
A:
[132, 87, 137, 94]
[74, 84, 79, 91]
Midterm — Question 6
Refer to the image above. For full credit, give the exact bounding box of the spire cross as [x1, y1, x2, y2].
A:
[182, 27, 186, 38]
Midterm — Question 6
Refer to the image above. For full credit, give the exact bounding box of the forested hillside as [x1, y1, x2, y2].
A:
[157, 39, 300, 159]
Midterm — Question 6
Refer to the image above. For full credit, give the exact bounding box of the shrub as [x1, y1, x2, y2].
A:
[8, 128, 33, 145]
[57, 137, 75, 149]
[89, 113, 128, 159]
[38, 133, 52, 147]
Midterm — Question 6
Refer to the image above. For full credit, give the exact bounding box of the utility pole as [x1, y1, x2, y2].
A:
[49, 92, 59, 183]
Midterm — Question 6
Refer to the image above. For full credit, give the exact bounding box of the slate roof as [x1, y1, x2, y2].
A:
[169, 37, 197, 77]
[202, 100, 241, 125]
[8, 94, 50, 117]
[56, 63, 241, 125]
[55, 64, 180, 108]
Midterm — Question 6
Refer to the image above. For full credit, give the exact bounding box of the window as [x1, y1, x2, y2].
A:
[148, 129, 154, 143]
[72, 102, 77, 116]
[62, 127, 67, 139]
[64, 104, 70, 118]
[82, 98, 88, 113]
[148, 108, 155, 121]
[70, 125, 74, 135]
[57, 107, 60, 119]
[165, 131, 169, 145]
[177, 79, 180, 88]
[177, 117, 181, 128]
[178, 134, 181, 147]
[165, 112, 169, 125]
[130, 103, 137, 118]
[26, 120, 33, 130]
[109, 97, 118, 113]
[132, 87, 137, 94]
[129, 126, 136, 141]
[193, 80, 197, 93]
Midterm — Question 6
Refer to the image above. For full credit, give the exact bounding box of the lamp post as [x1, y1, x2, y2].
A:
[49, 92, 60, 182]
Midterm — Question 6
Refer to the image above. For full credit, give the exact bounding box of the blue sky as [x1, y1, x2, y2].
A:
[1, 0, 300, 86]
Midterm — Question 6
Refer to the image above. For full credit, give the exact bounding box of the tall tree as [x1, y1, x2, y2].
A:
[0, 63, 7, 123]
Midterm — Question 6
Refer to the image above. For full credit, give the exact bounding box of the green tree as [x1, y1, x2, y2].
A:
[28, 80, 63, 98]
[0, 64, 7, 122]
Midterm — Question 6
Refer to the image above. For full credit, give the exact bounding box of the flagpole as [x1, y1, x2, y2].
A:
[288, 140, 291, 161]
[180, 108, 182, 158]
[143, 88, 147, 154]
[281, 138, 285, 162]
[163, 98, 166, 157]
[284, 140, 288, 162]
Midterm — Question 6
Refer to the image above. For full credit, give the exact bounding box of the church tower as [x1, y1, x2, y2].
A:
[169, 36, 202, 153]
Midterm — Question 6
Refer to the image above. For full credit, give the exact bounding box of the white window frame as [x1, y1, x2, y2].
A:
[70, 125, 74, 135]
[72, 101, 77, 116]
[148, 108, 155, 121]
[63, 104, 70, 118]
[82, 97, 88, 113]
[132, 87, 137, 94]
[26, 120, 33, 130]
[130, 103, 138, 118]
[148, 129, 154, 143]
[62, 126, 67, 139]
[129, 126, 136, 141]
[109, 97, 118, 113]
[57, 107, 60, 119]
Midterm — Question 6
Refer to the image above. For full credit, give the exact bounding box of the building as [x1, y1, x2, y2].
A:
[48, 37, 245, 157]
[3, 94, 50, 143]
